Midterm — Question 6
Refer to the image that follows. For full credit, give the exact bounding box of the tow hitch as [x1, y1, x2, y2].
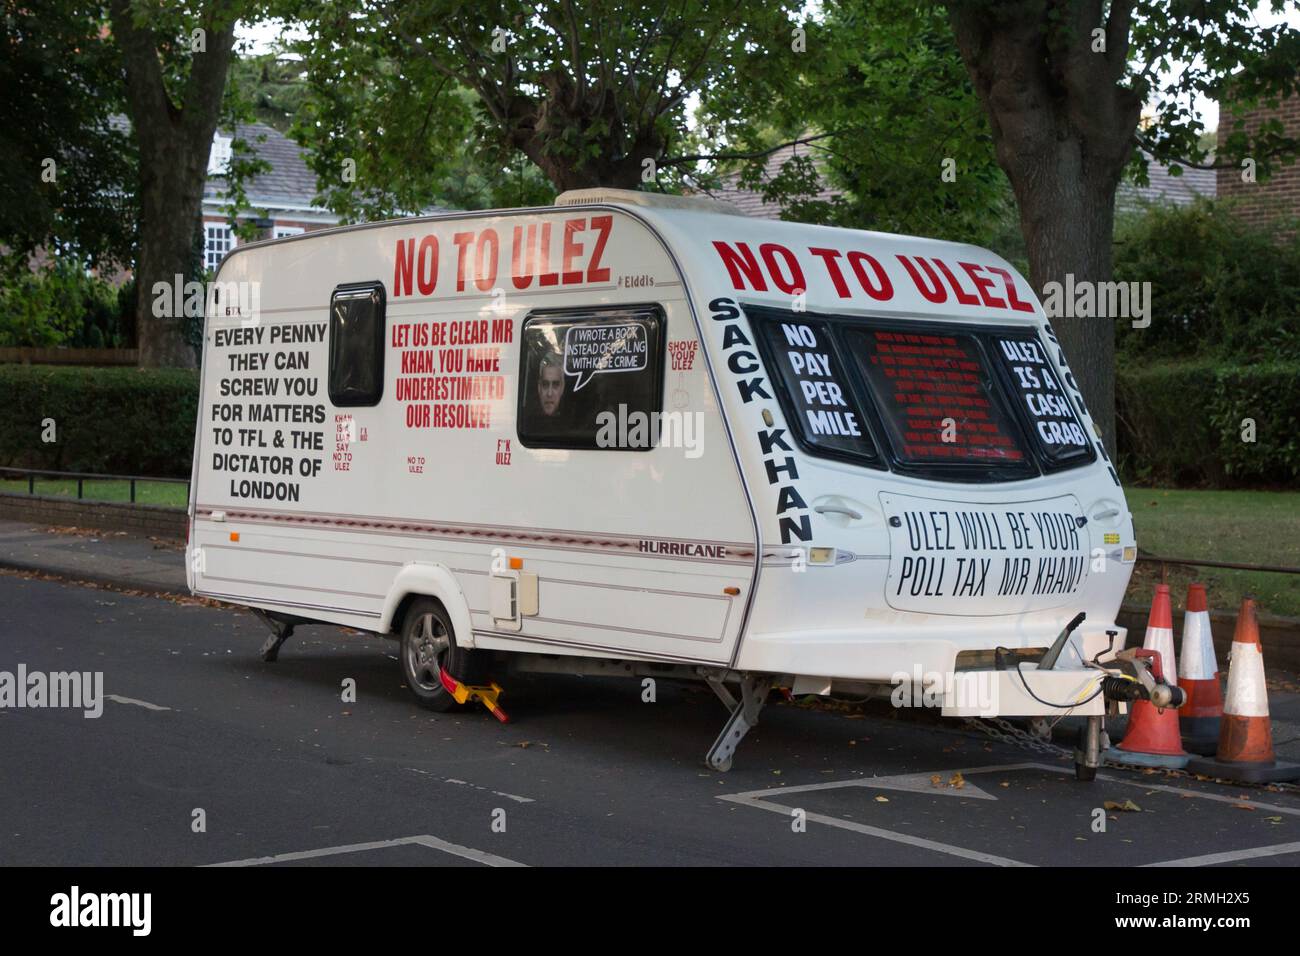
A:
[1073, 646, 1186, 780]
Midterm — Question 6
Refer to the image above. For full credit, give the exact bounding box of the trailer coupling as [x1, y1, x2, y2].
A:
[1099, 648, 1186, 711]
[1073, 645, 1184, 781]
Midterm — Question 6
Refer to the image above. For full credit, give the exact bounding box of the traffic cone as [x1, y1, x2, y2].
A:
[1188, 598, 1300, 782]
[1106, 584, 1189, 769]
[1179, 583, 1222, 755]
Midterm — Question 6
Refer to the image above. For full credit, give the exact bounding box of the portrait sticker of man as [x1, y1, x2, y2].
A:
[537, 350, 565, 418]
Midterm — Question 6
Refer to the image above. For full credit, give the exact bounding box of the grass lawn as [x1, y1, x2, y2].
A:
[1127, 488, 1300, 620]
[0, 477, 189, 509]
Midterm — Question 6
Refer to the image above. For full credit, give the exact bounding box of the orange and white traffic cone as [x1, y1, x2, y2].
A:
[1188, 598, 1300, 782]
[1179, 583, 1222, 755]
[1107, 584, 1189, 769]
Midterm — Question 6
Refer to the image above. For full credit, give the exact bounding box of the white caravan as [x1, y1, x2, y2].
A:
[187, 189, 1156, 775]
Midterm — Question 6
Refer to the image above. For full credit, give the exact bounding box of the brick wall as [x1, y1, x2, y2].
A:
[0, 494, 186, 540]
[1216, 94, 1300, 239]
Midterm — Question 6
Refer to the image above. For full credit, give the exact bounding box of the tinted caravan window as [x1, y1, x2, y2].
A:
[751, 313, 879, 466]
[328, 282, 385, 407]
[517, 306, 664, 449]
[990, 333, 1095, 469]
[844, 325, 1034, 477]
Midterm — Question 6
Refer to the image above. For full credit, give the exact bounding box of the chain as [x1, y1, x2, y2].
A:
[962, 716, 1074, 758]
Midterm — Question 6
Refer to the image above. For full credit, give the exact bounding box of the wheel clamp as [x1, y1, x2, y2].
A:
[438, 666, 510, 723]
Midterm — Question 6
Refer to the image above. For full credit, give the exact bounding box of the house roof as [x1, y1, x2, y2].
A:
[205, 122, 324, 209]
[703, 141, 840, 220]
[1118, 152, 1216, 208]
[708, 140, 1216, 220]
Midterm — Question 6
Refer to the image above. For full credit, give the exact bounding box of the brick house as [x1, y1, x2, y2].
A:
[1216, 94, 1300, 239]
[201, 122, 339, 271]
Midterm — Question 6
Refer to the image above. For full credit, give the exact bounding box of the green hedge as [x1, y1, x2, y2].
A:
[1, 362, 1293, 488]
[1117, 361, 1300, 487]
[0, 365, 199, 478]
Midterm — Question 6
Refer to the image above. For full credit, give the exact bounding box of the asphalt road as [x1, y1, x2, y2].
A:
[3, 571, 1299, 867]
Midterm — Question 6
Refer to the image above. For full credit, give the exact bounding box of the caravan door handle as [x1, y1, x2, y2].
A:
[814, 504, 863, 520]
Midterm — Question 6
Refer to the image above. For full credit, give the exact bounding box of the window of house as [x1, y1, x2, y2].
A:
[204, 224, 234, 272]
[328, 282, 386, 407]
[517, 306, 665, 449]
[273, 226, 306, 239]
[207, 134, 233, 175]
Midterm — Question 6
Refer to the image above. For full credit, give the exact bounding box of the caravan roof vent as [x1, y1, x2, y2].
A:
[554, 188, 747, 217]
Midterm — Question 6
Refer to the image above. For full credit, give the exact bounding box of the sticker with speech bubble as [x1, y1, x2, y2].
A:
[563, 323, 649, 391]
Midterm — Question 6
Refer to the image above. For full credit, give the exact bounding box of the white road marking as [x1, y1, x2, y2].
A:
[719, 761, 1300, 867]
[1094, 775, 1300, 817]
[718, 762, 1039, 866]
[718, 792, 1032, 866]
[406, 768, 534, 803]
[1144, 841, 1300, 867]
[206, 834, 526, 867]
[106, 695, 171, 711]
[719, 762, 1040, 803]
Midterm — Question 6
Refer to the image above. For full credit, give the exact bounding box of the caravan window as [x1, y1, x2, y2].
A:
[989, 333, 1095, 469]
[328, 282, 386, 407]
[842, 325, 1035, 478]
[517, 306, 665, 449]
[751, 314, 880, 466]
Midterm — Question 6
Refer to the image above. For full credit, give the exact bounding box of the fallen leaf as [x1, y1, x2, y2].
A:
[875, 796, 889, 803]
[1233, 804, 1256, 811]
[1103, 800, 1142, 812]
[949, 772, 966, 789]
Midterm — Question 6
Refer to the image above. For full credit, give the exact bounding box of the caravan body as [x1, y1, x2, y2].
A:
[187, 190, 1137, 762]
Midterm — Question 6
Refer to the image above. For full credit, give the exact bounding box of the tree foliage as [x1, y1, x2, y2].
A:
[0, 3, 137, 274]
[283, 0, 802, 218]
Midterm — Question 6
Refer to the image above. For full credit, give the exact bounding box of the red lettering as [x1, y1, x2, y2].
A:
[933, 259, 979, 306]
[896, 255, 947, 303]
[562, 218, 585, 284]
[512, 224, 536, 290]
[587, 215, 613, 283]
[539, 222, 558, 286]
[847, 251, 894, 301]
[417, 235, 438, 295]
[452, 231, 474, 292]
[712, 241, 767, 291]
[760, 243, 805, 294]
[960, 262, 1004, 309]
[809, 247, 850, 298]
[987, 266, 1036, 313]
[475, 228, 499, 292]
[394, 238, 415, 297]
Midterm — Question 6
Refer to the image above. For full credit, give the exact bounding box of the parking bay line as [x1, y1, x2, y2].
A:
[717, 762, 1043, 867]
[106, 695, 171, 711]
[718, 761, 1300, 868]
[205, 834, 527, 867]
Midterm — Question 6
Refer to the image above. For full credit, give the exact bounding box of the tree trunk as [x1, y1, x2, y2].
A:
[1007, 143, 1121, 449]
[947, 1, 1143, 454]
[110, 0, 238, 368]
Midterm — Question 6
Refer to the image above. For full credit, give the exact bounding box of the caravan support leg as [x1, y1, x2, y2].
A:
[1075, 714, 1103, 782]
[705, 675, 772, 772]
[253, 610, 295, 663]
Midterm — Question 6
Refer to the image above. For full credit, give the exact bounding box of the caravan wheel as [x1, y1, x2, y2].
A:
[399, 598, 485, 712]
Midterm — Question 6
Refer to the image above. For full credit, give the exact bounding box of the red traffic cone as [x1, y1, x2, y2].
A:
[1179, 583, 1222, 755]
[1188, 598, 1300, 783]
[1107, 585, 1189, 769]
